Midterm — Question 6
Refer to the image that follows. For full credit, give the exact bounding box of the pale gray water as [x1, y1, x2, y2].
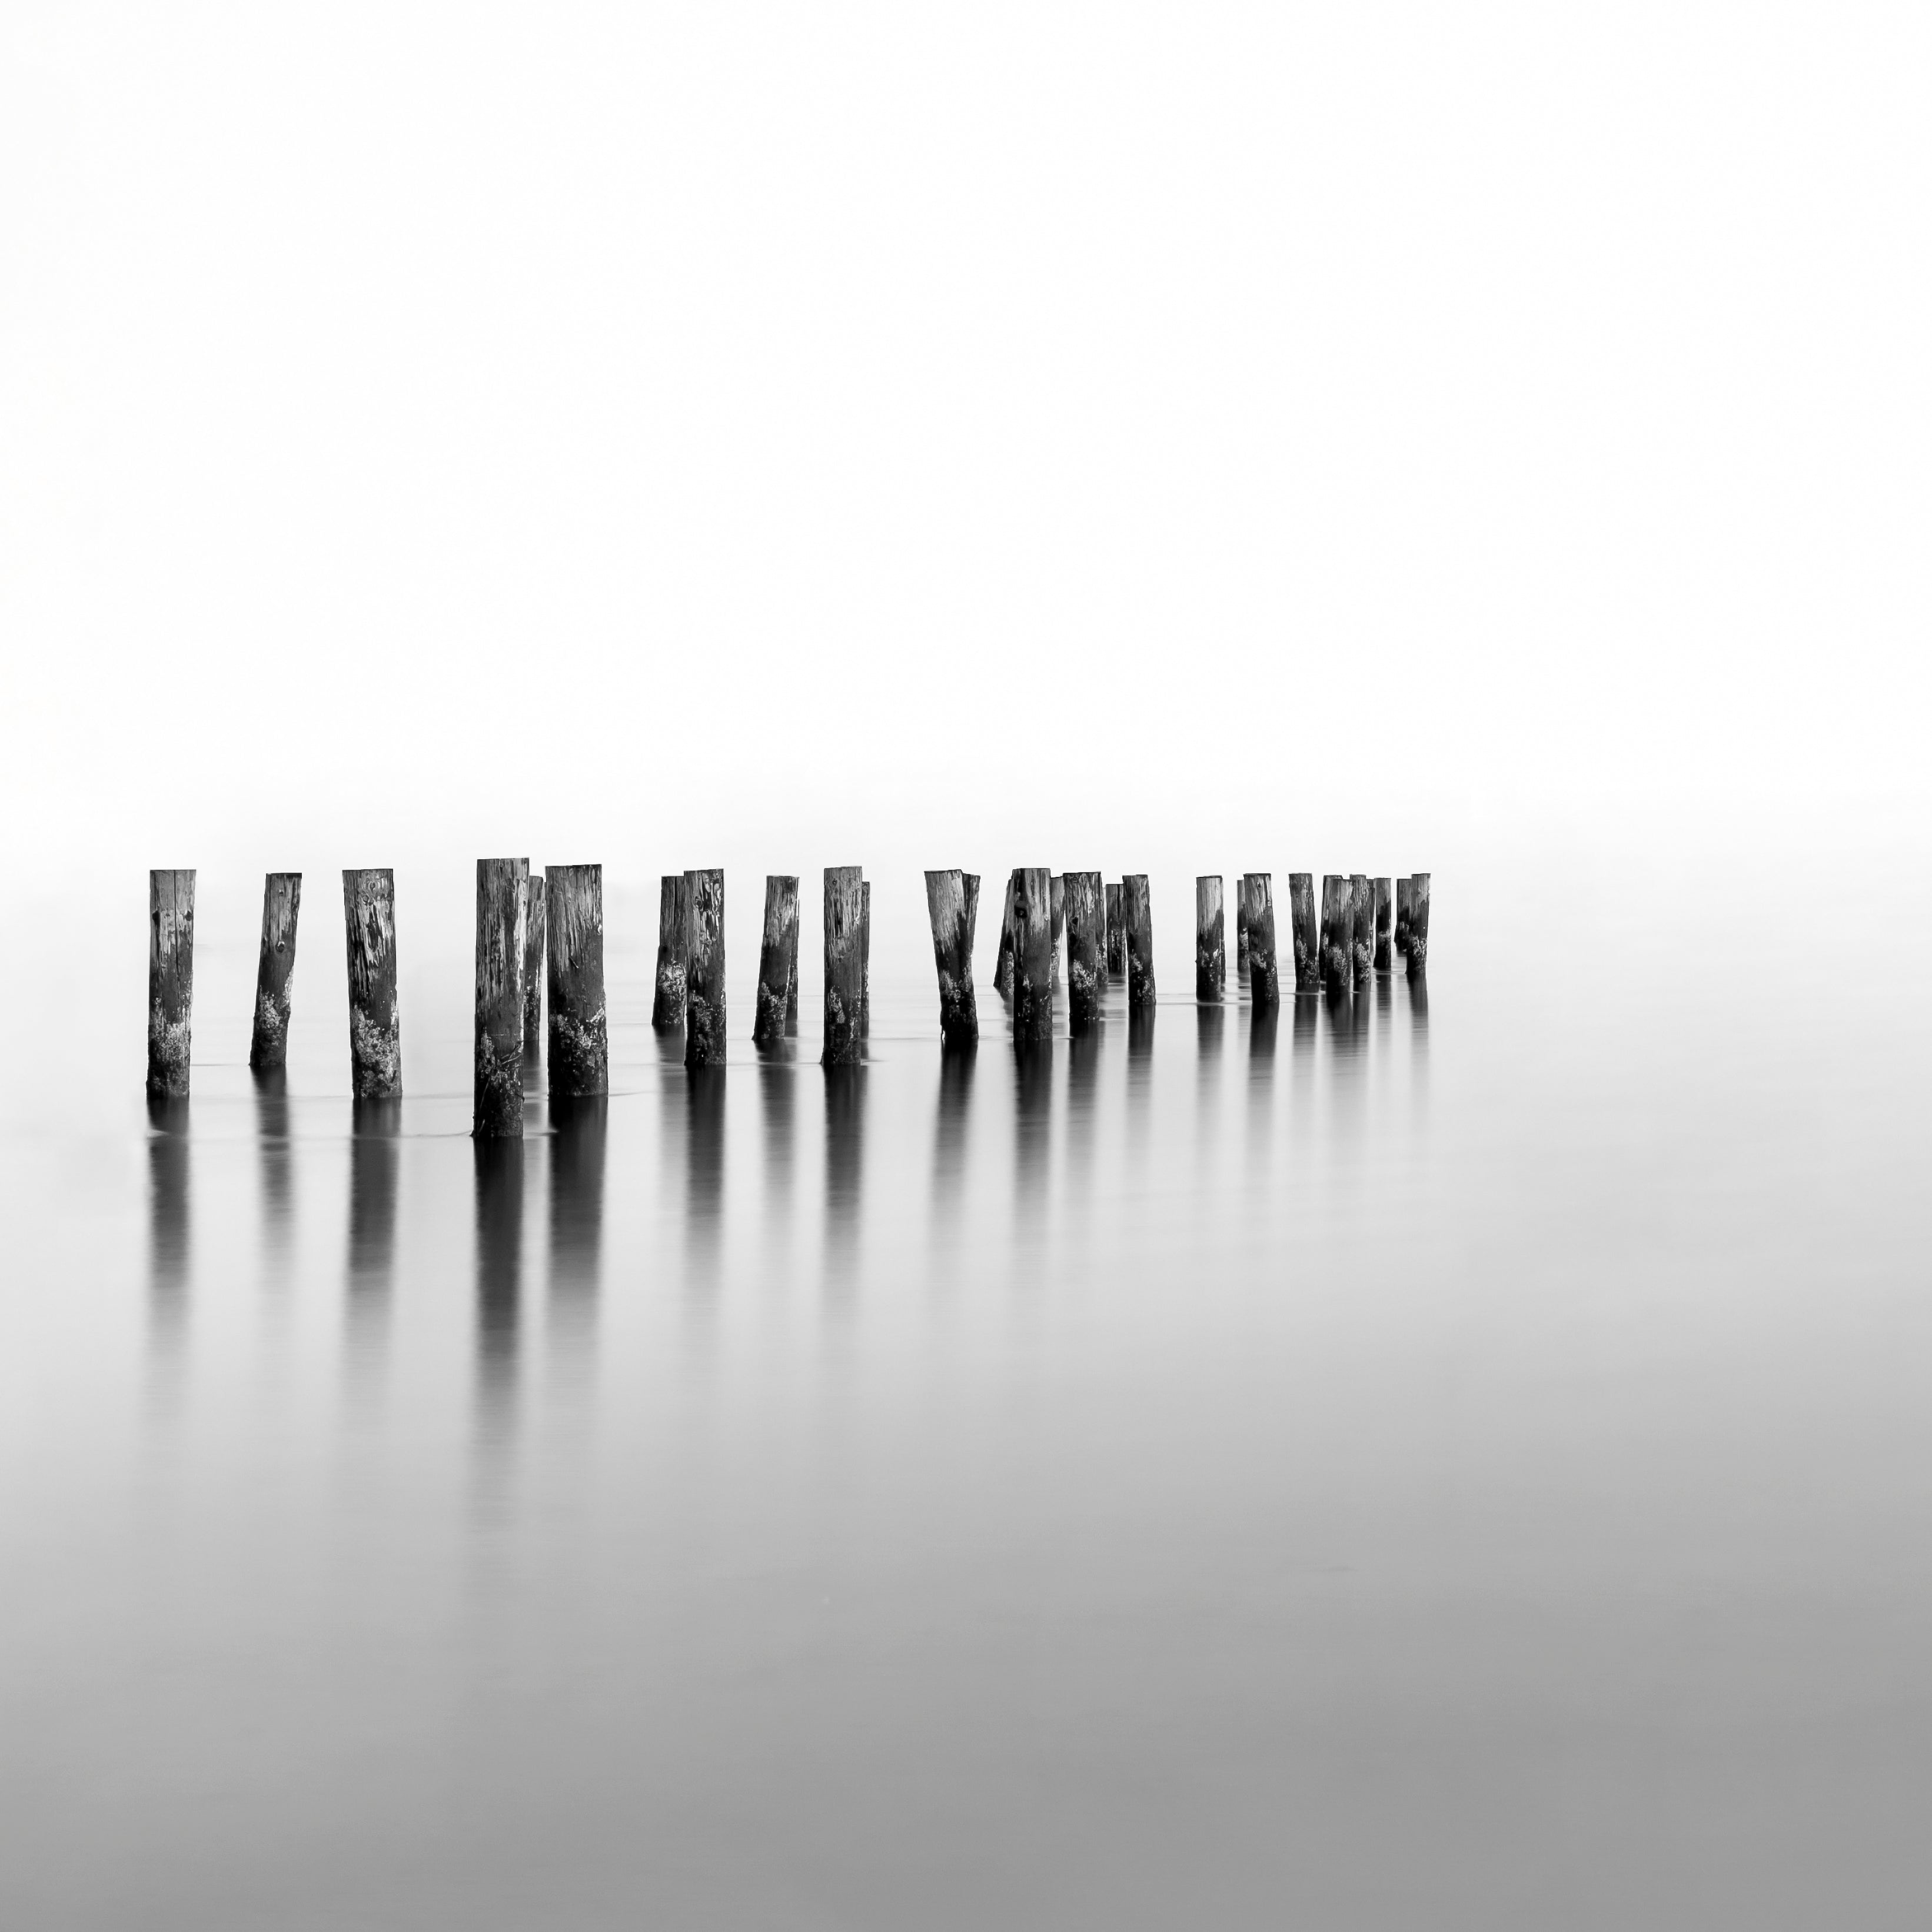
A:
[2, 854, 1928, 1928]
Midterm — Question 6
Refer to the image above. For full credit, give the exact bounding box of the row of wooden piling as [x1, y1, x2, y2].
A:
[146, 865, 1431, 1129]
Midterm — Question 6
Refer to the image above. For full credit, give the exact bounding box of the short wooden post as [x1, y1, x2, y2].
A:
[1319, 875, 1354, 996]
[651, 874, 689, 1032]
[754, 875, 800, 1046]
[1286, 874, 1319, 995]
[248, 872, 301, 1072]
[1395, 876, 1414, 957]
[923, 869, 979, 1048]
[546, 863, 607, 1096]
[147, 869, 196, 1098]
[1106, 882, 1126, 974]
[1195, 875, 1225, 1001]
[1351, 875, 1374, 986]
[523, 873, 546, 1049]
[1012, 867, 1054, 1046]
[1243, 873, 1280, 1005]
[1049, 874, 1065, 993]
[1407, 873, 1432, 973]
[1122, 874, 1156, 1009]
[1236, 876, 1250, 970]
[473, 858, 528, 1138]
[1064, 870, 1105, 1035]
[684, 869, 726, 1066]
[342, 869, 401, 1097]
[822, 864, 865, 1065]
[1374, 877, 1394, 973]
[994, 873, 1017, 999]
[860, 879, 872, 1038]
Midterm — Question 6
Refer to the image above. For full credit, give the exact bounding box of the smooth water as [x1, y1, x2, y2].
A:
[3, 857, 1928, 1929]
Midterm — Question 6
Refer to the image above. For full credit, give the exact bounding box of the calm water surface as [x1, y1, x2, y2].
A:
[2, 858, 1928, 1929]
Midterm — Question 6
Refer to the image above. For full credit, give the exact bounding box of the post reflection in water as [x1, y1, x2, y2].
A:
[252, 1068, 292, 1272]
[759, 1061, 796, 1231]
[548, 1095, 606, 1381]
[473, 1138, 523, 1455]
[930, 1049, 975, 1246]
[686, 1070, 727, 1294]
[146, 1098, 190, 1376]
[1013, 1045, 1053, 1238]
[1195, 1005, 1225, 1154]
[1246, 1003, 1278, 1164]
[1065, 1032, 1102, 1199]
[346, 1099, 400, 1378]
[824, 1066, 866, 1292]
[1291, 995, 1318, 1064]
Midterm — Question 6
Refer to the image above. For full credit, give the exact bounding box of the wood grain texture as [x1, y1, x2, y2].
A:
[1049, 875, 1065, 993]
[1407, 872, 1432, 975]
[1106, 882, 1126, 975]
[651, 874, 689, 1032]
[1319, 874, 1354, 997]
[822, 864, 866, 1065]
[860, 880, 872, 1039]
[1064, 870, 1104, 1035]
[1011, 867, 1055, 1046]
[148, 869, 196, 1098]
[754, 875, 799, 1046]
[473, 857, 528, 1138]
[683, 869, 726, 1066]
[1122, 874, 1156, 1009]
[1243, 873, 1280, 1006]
[993, 873, 1017, 1000]
[342, 869, 401, 1097]
[1236, 876, 1250, 970]
[248, 872, 300, 1072]
[1288, 873, 1320, 995]
[1374, 877, 1394, 972]
[1195, 875, 1225, 1002]
[523, 874, 546, 1048]
[1351, 875, 1374, 986]
[546, 864, 607, 1096]
[923, 869, 979, 1048]
[1395, 876, 1414, 957]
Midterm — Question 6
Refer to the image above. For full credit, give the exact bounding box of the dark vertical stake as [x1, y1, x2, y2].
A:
[923, 869, 979, 1049]
[1106, 882, 1126, 975]
[1236, 876, 1251, 971]
[1012, 867, 1054, 1046]
[651, 874, 689, 1032]
[1064, 870, 1105, 1035]
[147, 869, 196, 1098]
[547, 863, 608, 1096]
[1195, 875, 1225, 1002]
[248, 872, 301, 1071]
[754, 875, 800, 1046]
[822, 865, 865, 1065]
[1049, 874, 1065, 994]
[1319, 875, 1354, 997]
[860, 879, 872, 1039]
[994, 873, 1017, 999]
[784, 889, 801, 1035]
[1395, 877, 1414, 958]
[523, 873, 546, 1050]
[1243, 873, 1281, 1005]
[684, 869, 726, 1067]
[1122, 874, 1156, 1009]
[1351, 876, 1374, 986]
[473, 857, 528, 1138]
[1374, 877, 1394, 973]
[342, 868, 401, 1097]
[1288, 873, 1320, 995]
[1407, 873, 1432, 975]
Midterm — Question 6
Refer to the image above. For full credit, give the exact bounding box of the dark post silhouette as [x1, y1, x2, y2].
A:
[1243, 873, 1281, 1005]
[684, 869, 726, 1067]
[1106, 882, 1126, 974]
[1236, 876, 1250, 971]
[1351, 875, 1374, 986]
[1195, 875, 1224, 1002]
[343, 868, 401, 1098]
[755, 875, 800, 1046]
[1289, 873, 1320, 995]
[1049, 874, 1065, 993]
[248, 872, 300, 1072]
[523, 873, 546, 1050]
[1395, 876, 1414, 958]
[1122, 874, 1156, 1009]
[823, 864, 866, 1065]
[923, 869, 979, 1049]
[1374, 877, 1394, 973]
[651, 874, 689, 1032]
[473, 857, 528, 1138]
[1408, 873, 1432, 974]
[1064, 870, 1105, 1035]
[993, 873, 1017, 999]
[1012, 867, 1054, 1047]
[1320, 874, 1354, 997]
[860, 879, 872, 1038]
[546, 863, 607, 1096]
[147, 869, 196, 1099]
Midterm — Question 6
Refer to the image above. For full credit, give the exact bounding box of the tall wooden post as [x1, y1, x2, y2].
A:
[651, 874, 689, 1031]
[1319, 875, 1354, 996]
[860, 879, 872, 1038]
[924, 869, 979, 1048]
[1195, 875, 1225, 1001]
[755, 875, 800, 1046]
[1122, 874, 1156, 1009]
[473, 858, 528, 1138]
[1350, 875, 1374, 986]
[1395, 876, 1414, 957]
[823, 865, 865, 1065]
[1049, 874, 1065, 993]
[1106, 882, 1126, 974]
[248, 872, 301, 1072]
[1065, 871, 1105, 1035]
[546, 863, 607, 1096]
[1243, 873, 1281, 1005]
[523, 873, 546, 1050]
[343, 869, 401, 1097]
[994, 873, 1017, 999]
[1236, 876, 1251, 971]
[1408, 873, 1432, 974]
[1012, 867, 1054, 1046]
[1374, 877, 1394, 973]
[147, 869, 196, 1099]
[684, 869, 726, 1066]
[1288, 873, 1320, 994]
[784, 896, 800, 1033]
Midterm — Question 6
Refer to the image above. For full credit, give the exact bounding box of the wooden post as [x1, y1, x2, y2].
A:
[523, 873, 546, 1050]
[1286, 874, 1319, 995]
[1319, 875, 1354, 996]
[1049, 874, 1065, 993]
[754, 875, 800, 1046]
[684, 869, 726, 1066]
[1374, 877, 1394, 973]
[473, 857, 528, 1138]
[651, 874, 689, 1032]
[1408, 873, 1432, 973]
[784, 896, 800, 1033]
[860, 879, 872, 1038]
[1195, 875, 1225, 1001]
[993, 873, 1017, 999]
[1236, 876, 1250, 971]
[1349, 874, 1372, 986]
[1122, 874, 1156, 1009]
[822, 864, 865, 1065]
[1106, 882, 1126, 974]
[1395, 876, 1414, 957]
[1243, 873, 1281, 1005]
[1064, 870, 1104, 1035]
[546, 863, 607, 1096]
[1011, 867, 1054, 1046]
[147, 869, 196, 1098]
[342, 869, 401, 1097]
[248, 872, 301, 1072]
[923, 869, 979, 1048]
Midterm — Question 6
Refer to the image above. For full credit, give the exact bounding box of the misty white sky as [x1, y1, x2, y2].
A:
[2, 3, 1927, 883]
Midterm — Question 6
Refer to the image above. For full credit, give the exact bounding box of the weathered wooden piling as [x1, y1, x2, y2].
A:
[342, 869, 401, 1097]
[546, 864, 607, 1096]
[923, 869, 979, 1048]
[1243, 873, 1281, 1005]
[1106, 882, 1126, 975]
[147, 869, 196, 1098]
[1049, 874, 1065, 993]
[1395, 876, 1414, 957]
[684, 869, 726, 1066]
[754, 875, 800, 1046]
[1064, 871, 1105, 1035]
[1351, 875, 1374, 986]
[1408, 873, 1432, 973]
[994, 874, 1017, 999]
[1122, 874, 1156, 1009]
[248, 872, 301, 1072]
[1374, 877, 1394, 973]
[523, 873, 546, 1049]
[784, 902, 800, 1032]
[651, 874, 689, 1032]
[860, 880, 872, 1038]
[473, 858, 528, 1138]
[822, 865, 866, 1065]
[1195, 876, 1225, 1001]
[1286, 874, 1319, 995]
[1012, 867, 1055, 1046]
[1319, 875, 1354, 996]
[1236, 876, 1250, 971]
